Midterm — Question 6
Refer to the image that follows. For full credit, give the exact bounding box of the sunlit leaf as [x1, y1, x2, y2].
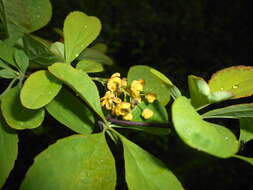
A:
[202, 103, 253, 119]
[239, 118, 253, 143]
[209, 66, 253, 99]
[76, 60, 104, 73]
[1, 86, 45, 129]
[120, 135, 184, 190]
[46, 88, 95, 134]
[64, 11, 101, 63]
[20, 70, 62, 109]
[0, 113, 18, 188]
[128, 65, 171, 105]
[50, 42, 64, 59]
[21, 133, 116, 190]
[48, 63, 105, 121]
[172, 96, 239, 158]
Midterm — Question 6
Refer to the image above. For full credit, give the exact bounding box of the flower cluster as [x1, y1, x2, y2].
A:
[100, 73, 157, 120]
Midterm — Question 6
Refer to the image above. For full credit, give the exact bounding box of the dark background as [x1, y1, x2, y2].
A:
[2, 0, 253, 189]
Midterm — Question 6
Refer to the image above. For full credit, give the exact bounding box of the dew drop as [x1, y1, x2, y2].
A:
[232, 84, 239, 89]
[220, 87, 224, 90]
[75, 53, 79, 57]
[84, 25, 87, 29]
[225, 137, 229, 140]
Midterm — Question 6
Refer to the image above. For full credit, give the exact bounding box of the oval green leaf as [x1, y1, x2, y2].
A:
[46, 88, 95, 134]
[76, 60, 104, 73]
[209, 66, 253, 99]
[48, 63, 105, 121]
[239, 118, 253, 143]
[0, 113, 18, 188]
[0, 68, 17, 79]
[202, 103, 253, 119]
[64, 11, 101, 63]
[172, 96, 239, 158]
[127, 65, 171, 105]
[21, 133, 116, 190]
[20, 70, 62, 109]
[120, 135, 184, 190]
[1, 86, 45, 129]
[14, 49, 29, 73]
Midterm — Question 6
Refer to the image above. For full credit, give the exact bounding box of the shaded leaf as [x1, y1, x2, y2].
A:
[46, 88, 95, 134]
[77, 48, 113, 65]
[0, 113, 18, 188]
[0, 0, 52, 43]
[76, 60, 104, 73]
[14, 49, 29, 73]
[22, 34, 64, 66]
[202, 103, 253, 119]
[48, 63, 105, 121]
[0, 68, 16, 79]
[21, 133, 116, 190]
[64, 11, 101, 63]
[128, 65, 171, 105]
[172, 96, 239, 158]
[1, 86, 45, 129]
[209, 66, 253, 99]
[50, 42, 64, 59]
[120, 135, 184, 190]
[91, 43, 108, 54]
[239, 118, 253, 143]
[20, 70, 62, 109]
[0, 40, 16, 66]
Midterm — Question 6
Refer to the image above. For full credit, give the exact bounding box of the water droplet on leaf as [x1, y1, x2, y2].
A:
[232, 84, 239, 89]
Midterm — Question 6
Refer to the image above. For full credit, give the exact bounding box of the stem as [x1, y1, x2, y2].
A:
[106, 115, 169, 128]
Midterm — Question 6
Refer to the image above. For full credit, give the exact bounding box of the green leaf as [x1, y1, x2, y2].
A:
[50, 42, 65, 59]
[76, 60, 104, 73]
[46, 88, 95, 134]
[91, 42, 108, 54]
[77, 48, 113, 65]
[120, 135, 183, 190]
[0, 59, 9, 69]
[188, 75, 233, 109]
[239, 118, 253, 143]
[64, 11, 101, 63]
[202, 103, 253, 119]
[209, 66, 253, 99]
[20, 70, 62, 109]
[14, 49, 29, 73]
[48, 63, 105, 121]
[128, 65, 171, 105]
[21, 133, 116, 190]
[0, 40, 16, 66]
[0, 68, 16, 79]
[0, 113, 18, 188]
[233, 155, 253, 166]
[0, 0, 52, 43]
[188, 75, 210, 108]
[172, 96, 239, 158]
[22, 34, 64, 66]
[1, 86, 45, 129]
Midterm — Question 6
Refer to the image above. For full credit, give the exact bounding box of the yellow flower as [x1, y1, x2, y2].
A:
[141, 108, 153, 119]
[130, 79, 145, 92]
[145, 93, 157, 103]
[121, 77, 128, 87]
[115, 102, 131, 116]
[122, 113, 133, 121]
[107, 77, 122, 92]
[111, 72, 121, 78]
[100, 91, 121, 110]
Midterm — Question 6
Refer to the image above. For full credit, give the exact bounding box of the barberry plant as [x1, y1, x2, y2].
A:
[1, 1, 253, 189]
